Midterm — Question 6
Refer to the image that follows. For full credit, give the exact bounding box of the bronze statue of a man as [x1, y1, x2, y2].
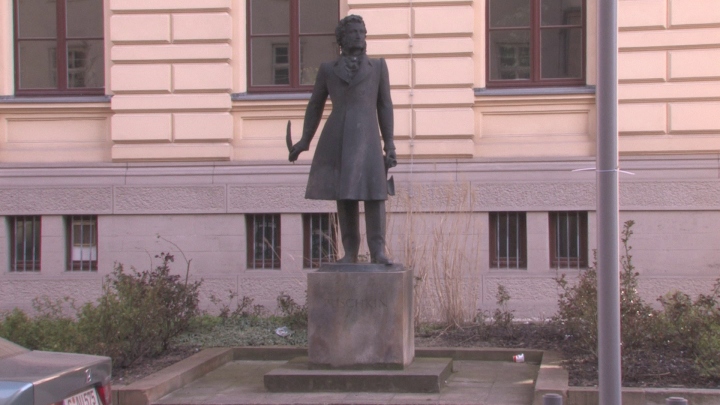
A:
[289, 15, 396, 265]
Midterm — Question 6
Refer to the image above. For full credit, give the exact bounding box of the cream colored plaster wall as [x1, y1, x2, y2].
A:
[109, 0, 234, 161]
[232, 0, 477, 160]
[471, 0, 598, 159]
[618, 0, 720, 154]
[0, 103, 113, 163]
[231, 0, 247, 94]
[0, 2, 13, 95]
[474, 93, 597, 158]
[347, 0, 476, 159]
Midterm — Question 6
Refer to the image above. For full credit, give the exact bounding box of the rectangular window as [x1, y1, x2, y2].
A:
[67, 215, 98, 271]
[14, 0, 105, 96]
[246, 214, 281, 269]
[487, 0, 585, 88]
[303, 213, 337, 268]
[247, 0, 339, 92]
[489, 212, 527, 269]
[9, 216, 41, 272]
[549, 211, 588, 268]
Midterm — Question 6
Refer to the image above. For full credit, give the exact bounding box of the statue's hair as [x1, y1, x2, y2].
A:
[335, 15, 366, 48]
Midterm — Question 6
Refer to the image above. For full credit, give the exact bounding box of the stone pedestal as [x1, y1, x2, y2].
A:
[307, 263, 414, 369]
[264, 357, 452, 393]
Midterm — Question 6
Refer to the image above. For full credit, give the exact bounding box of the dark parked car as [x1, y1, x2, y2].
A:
[0, 337, 111, 405]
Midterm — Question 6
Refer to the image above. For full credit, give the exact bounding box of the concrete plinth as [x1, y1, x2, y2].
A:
[263, 357, 452, 393]
[307, 263, 414, 370]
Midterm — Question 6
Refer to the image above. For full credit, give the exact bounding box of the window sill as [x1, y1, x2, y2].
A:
[0, 95, 111, 104]
[475, 86, 595, 97]
[232, 92, 311, 102]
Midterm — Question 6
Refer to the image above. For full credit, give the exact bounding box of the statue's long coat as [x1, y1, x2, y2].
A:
[300, 56, 394, 201]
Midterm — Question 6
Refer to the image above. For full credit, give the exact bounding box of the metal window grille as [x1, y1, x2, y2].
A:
[303, 213, 337, 268]
[247, 214, 281, 269]
[489, 212, 527, 269]
[10, 216, 41, 272]
[68, 215, 98, 271]
[550, 211, 588, 269]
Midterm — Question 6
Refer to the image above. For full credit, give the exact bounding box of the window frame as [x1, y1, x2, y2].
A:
[549, 211, 588, 269]
[302, 213, 337, 269]
[66, 215, 98, 271]
[486, 0, 586, 88]
[246, 214, 282, 270]
[246, 0, 339, 93]
[9, 216, 41, 272]
[13, 0, 105, 96]
[489, 212, 527, 269]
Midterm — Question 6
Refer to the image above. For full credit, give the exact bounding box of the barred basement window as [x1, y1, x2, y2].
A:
[303, 213, 337, 268]
[9, 216, 41, 272]
[246, 214, 281, 269]
[549, 211, 588, 269]
[67, 215, 98, 271]
[489, 212, 527, 269]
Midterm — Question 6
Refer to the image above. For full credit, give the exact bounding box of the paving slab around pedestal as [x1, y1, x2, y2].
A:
[153, 358, 538, 405]
[115, 347, 720, 405]
[113, 347, 545, 405]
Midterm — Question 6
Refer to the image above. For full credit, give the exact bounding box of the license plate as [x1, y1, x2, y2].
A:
[63, 388, 100, 405]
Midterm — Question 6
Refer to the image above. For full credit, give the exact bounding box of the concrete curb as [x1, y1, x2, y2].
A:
[113, 348, 234, 405]
[533, 351, 569, 405]
[568, 387, 720, 405]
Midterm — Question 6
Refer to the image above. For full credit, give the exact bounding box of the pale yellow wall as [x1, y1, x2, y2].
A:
[109, 0, 234, 161]
[617, 0, 720, 155]
[471, 0, 597, 159]
[0, 1, 13, 95]
[0, 106, 112, 163]
[1, 0, 720, 163]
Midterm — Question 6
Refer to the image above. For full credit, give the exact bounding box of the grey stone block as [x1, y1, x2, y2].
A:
[307, 264, 414, 369]
[264, 357, 452, 393]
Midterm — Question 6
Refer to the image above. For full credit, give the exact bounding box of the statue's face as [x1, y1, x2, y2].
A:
[341, 21, 367, 52]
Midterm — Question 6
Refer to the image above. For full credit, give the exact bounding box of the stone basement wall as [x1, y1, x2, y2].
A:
[2, 156, 720, 318]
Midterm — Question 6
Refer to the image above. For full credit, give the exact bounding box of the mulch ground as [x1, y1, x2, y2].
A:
[112, 323, 720, 389]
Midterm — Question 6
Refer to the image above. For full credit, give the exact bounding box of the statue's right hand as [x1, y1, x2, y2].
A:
[289, 140, 310, 162]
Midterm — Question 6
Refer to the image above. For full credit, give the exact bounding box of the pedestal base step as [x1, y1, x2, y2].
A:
[264, 357, 453, 393]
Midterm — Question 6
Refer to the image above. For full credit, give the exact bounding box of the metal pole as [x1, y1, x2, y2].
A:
[597, 0, 622, 404]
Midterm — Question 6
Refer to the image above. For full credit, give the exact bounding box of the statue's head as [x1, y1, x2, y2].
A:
[336, 15, 367, 55]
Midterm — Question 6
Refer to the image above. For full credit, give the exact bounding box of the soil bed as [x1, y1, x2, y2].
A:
[111, 322, 720, 389]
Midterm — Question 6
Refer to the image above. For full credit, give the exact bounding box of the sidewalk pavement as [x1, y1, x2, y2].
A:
[113, 347, 564, 405]
[154, 358, 539, 405]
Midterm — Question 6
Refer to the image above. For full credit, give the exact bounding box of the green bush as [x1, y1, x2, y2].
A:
[76, 253, 202, 367]
[0, 308, 41, 349]
[657, 279, 720, 377]
[209, 291, 266, 323]
[0, 298, 81, 353]
[0, 252, 202, 369]
[554, 220, 657, 359]
[276, 292, 307, 329]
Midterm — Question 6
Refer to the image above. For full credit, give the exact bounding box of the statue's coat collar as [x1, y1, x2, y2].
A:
[333, 55, 373, 86]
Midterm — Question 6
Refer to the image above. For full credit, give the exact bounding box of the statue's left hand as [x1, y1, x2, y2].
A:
[385, 150, 397, 170]
[289, 140, 310, 162]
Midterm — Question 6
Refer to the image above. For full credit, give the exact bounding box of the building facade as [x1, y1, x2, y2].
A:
[1, 0, 719, 319]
